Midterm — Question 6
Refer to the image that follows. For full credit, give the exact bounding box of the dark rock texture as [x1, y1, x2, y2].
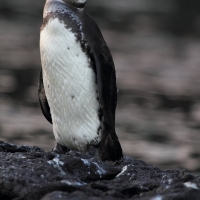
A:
[0, 141, 200, 200]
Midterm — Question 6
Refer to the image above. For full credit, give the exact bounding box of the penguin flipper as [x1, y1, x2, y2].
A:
[38, 69, 52, 124]
[91, 50, 123, 161]
[89, 47, 116, 121]
[53, 143, 70, 154]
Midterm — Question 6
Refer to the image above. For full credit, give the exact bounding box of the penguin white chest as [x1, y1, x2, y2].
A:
[40, 18, 101, 151]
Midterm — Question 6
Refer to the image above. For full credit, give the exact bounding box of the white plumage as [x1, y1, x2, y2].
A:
[40, 18, 101, 152]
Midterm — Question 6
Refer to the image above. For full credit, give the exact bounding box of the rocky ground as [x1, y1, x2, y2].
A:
[1, 141, 200, 200]
[0, 0, 200, 173]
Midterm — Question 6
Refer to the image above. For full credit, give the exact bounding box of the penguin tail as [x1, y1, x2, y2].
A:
[98, 131, 123, 161]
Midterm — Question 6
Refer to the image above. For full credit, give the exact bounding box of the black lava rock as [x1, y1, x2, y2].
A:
[0, 141, 200, 200]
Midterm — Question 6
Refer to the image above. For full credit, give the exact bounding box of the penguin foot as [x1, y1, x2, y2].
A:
[88, 145, 99, 157]
[53, 143, 70, 154]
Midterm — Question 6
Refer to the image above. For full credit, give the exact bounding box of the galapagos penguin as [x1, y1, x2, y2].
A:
[39, 0, 123, 161]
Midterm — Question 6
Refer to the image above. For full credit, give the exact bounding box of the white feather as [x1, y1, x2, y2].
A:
[40, 18, 101, 151]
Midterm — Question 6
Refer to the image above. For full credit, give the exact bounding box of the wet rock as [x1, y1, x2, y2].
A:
[0, 140, 200, 200]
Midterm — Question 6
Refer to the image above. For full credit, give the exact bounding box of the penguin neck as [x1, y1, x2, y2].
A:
[43, 0, 85, 19]
[43, 0, 83, 19]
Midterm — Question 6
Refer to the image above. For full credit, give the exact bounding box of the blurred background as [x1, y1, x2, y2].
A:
[1, 0, 200, 173]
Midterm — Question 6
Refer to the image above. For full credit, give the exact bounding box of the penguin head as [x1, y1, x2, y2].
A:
[63, 0, 87, 8]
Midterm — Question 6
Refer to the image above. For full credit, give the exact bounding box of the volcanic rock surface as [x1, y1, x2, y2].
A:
[0, 141, 200, 200]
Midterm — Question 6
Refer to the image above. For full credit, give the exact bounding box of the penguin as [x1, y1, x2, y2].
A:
[39, 0, 123, 161]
